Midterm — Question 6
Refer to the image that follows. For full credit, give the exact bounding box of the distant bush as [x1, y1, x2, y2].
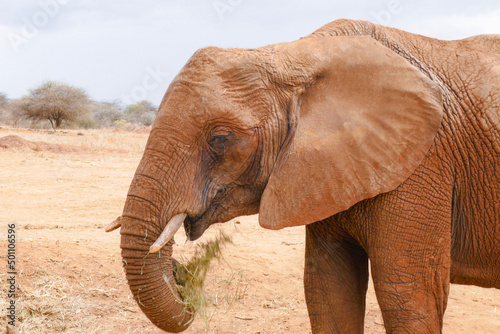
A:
[92, 101, 123, 128]
[0, 92, 10, 124]
[76, 118, 98, 129]
[0, 92, 8, 109]
[123, 100, 157, 126]
[112, 119, 135, 131]
[1, 96, 39, 127]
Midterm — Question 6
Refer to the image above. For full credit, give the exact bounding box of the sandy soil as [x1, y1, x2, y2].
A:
[0, 128, 498, 333]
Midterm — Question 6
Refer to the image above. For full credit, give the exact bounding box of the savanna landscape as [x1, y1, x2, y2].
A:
[0, 127, 499, 333]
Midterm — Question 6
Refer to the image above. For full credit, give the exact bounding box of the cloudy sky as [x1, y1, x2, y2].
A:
[1, 0, 499, 106]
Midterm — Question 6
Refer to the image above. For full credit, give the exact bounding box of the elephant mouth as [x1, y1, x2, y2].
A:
[184, 204, 222, 241]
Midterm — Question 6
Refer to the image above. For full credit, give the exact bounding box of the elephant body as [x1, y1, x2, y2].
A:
[113, 20, 499, 333]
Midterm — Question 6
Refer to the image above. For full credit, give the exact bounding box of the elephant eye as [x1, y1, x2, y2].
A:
[208, 129, 233, 156]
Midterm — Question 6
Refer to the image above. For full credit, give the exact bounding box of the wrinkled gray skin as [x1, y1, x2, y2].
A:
[116, 19, 500, 333]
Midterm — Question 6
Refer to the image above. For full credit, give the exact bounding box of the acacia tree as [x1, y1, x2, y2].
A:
[21, 81, 92, 130]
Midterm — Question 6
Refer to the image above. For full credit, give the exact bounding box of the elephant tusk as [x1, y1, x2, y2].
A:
[150, 213, 187, 253]
[105, 216, 122, 232]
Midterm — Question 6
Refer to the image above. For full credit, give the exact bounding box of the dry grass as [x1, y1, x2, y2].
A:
[9, 269, 120, 334]
[173, 232, 233, 330]
[0, 243, 141, 334]
[16, 272, 81, 333]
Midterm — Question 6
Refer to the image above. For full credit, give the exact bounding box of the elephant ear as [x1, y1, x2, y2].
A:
[259, 36, 443, 229]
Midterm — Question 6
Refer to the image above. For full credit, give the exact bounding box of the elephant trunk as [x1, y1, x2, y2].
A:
[119, 193, 193, 332]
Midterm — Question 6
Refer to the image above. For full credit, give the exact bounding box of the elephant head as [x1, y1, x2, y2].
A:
[110, 35, 442, 332]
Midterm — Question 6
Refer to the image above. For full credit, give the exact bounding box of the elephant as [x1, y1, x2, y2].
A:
[107, 19, 500, 333]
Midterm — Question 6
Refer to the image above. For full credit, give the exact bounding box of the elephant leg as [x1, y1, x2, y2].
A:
[368, 196, 451, 333]
[305, 219, 369, 334]
[370, 249, 450, 333]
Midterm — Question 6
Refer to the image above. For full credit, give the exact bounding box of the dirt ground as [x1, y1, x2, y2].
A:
[0, 127, 499, 333]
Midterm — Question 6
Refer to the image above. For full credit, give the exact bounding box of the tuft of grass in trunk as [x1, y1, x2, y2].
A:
[173, 232, 232, 329]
